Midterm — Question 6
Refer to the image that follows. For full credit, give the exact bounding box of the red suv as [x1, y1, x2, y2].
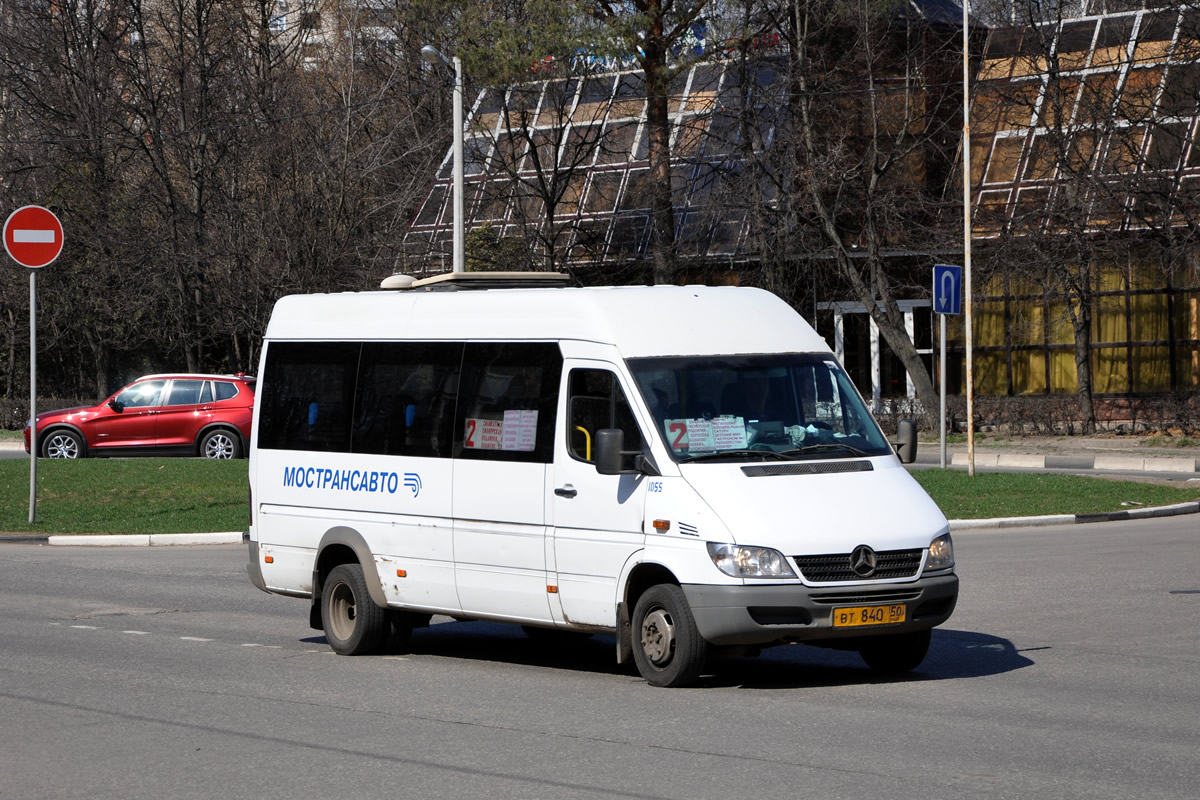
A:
[24, 373, 256, 459]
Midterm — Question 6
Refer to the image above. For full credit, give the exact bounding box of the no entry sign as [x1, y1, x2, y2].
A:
[4, 205, 64, 268]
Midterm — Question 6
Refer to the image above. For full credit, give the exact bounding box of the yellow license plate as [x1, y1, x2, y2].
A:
[832, 604, 906, 628]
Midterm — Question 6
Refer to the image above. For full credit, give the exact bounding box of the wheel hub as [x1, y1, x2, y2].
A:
[640, 608, 675, 665]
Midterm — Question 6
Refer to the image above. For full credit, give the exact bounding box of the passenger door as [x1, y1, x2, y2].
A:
[451, 343, 562, 622]
[154, 378, 209, 448]
[90, 379, 166, 450]
[549, 363, 648, 628]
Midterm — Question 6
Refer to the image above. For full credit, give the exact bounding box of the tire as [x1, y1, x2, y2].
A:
[859, 629, 932, 674]
[200, 429, 241, 459]
[321, 563, 387, 656]
[42, 429, 83, 459]
[631, 584, 707, 688]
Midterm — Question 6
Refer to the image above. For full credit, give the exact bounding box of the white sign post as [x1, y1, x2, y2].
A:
[4, 205, 65, 524]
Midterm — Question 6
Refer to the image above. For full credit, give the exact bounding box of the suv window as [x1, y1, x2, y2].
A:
[214, 381, 239, 401]
[116, 380, 166, 408]
[164, 379, 204, 406]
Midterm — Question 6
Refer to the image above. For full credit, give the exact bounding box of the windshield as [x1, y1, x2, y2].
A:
[627, 354, 893, 462]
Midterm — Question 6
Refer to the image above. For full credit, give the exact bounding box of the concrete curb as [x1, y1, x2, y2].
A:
[950, 500, 1200, 530]
[0, 532, 244, 546]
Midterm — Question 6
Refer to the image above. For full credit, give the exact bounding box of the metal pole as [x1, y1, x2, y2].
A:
[29, 270, 37, 524]
[452, 55, 465, 274]
[940, 313, 947, 469]
[962, 0, 975, 477]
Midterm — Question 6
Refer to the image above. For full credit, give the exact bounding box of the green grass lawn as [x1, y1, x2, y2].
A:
[1, 457, 1197, 535]
[0, 458, 247, 534]
[911, 469, 1200, 519]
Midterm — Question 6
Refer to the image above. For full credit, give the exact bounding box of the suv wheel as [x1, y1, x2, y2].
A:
[42, 430, 83, 459]
[200, 429, 241, 459]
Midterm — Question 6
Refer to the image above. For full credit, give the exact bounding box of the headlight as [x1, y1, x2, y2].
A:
[707, 542, 797, 579]
[925, 533, 954, 572]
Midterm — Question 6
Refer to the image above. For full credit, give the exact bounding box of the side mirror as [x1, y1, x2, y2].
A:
[595, 428, 625, 475]
[595, 428, 660, 476]
[894, 419, 917, 464]
[107, 399, 124, 413]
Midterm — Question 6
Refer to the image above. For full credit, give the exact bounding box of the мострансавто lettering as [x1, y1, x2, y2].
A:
[282, 466, 400, 494]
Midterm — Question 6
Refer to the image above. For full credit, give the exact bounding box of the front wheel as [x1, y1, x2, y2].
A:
[42, 429, 83, 459]
[631, 584, 707, 687]
[200, 429, 241, 459]
[859, 629, 931, 674]
[321, 563, 387, 655]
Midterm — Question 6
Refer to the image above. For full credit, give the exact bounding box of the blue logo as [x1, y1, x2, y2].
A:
[403, 473, 422, 497]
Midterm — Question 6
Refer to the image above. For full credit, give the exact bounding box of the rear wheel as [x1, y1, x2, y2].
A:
[859, 629, 931, 674]
[42, 430, 83, 459]
[321, 563, 387, 655]
[200, 429, 241, 459]
[631, 584, 707, 688]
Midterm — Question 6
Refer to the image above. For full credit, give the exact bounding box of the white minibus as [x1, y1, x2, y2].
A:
[246, 274, 957, 687]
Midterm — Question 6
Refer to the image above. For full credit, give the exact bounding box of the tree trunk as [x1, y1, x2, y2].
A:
[1070, 300, 1097, 434]
[642, 3, 676, 285]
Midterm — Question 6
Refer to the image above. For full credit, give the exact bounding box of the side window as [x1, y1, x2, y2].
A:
[116, 379, 166, 409]
[455, 342, 562, 463]
[568, 369, 644, 464]
[213, 381, 238, 401]
[351, 342, 463, 458]
[257, 342, 360, 452]
[199, 381, 214, 403]
[163, 379, 203, 406]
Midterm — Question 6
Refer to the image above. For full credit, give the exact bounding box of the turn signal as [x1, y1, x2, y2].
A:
[396, 569, 407, 578]
[653, 519, 671, 532]
[546, 585, 558, 594]
[263, 555, 274, 564]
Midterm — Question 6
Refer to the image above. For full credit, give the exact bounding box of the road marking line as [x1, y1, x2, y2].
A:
[122, 630, 151, 635]
[70, 625, 99, 630]
[179, 636, 213, 642]
[241, 643, 282, 648]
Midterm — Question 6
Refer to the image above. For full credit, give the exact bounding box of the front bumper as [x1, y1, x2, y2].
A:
[682, 573, 958, 646]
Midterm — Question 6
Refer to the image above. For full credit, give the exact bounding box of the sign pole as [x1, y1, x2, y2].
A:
[940, 313, 947, 469]
[29, 270, 37, 524]
[4, 204, 65, 525]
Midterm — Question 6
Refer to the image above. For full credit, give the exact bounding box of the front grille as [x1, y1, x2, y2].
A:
[793, 548, 924, 582]
[809, 588, 922, 605]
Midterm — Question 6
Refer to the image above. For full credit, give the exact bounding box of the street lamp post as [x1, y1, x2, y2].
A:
[421, 45, 465, 273]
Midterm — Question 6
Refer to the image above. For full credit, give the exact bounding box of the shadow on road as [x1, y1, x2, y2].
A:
[302, 622, 1035, 689]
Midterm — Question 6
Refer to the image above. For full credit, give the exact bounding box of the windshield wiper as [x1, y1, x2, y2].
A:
[680, 449, 794, 463]
[780, 443, 871, 458]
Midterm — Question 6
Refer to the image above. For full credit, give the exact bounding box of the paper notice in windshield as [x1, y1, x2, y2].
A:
[665, 417, 748, 452]
[464, 410, 538, 452]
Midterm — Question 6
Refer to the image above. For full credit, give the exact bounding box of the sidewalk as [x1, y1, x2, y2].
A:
[914, 433, 1200, 476]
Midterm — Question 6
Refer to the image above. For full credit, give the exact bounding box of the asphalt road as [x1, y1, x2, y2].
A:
[1, 517, 1198, 800]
